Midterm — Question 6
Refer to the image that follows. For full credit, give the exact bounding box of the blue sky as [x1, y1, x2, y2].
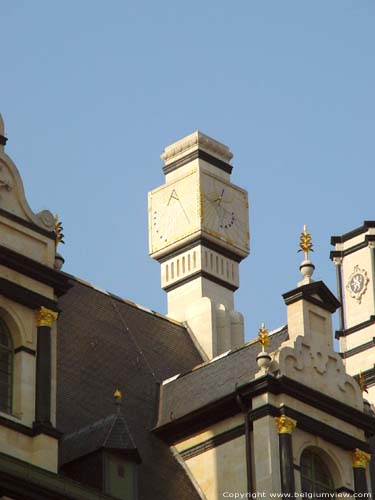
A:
[1, 1, 374, 340]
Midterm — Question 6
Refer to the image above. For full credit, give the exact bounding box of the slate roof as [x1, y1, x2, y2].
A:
[57, 277, 204, 500]
[157, 326, 288, 428]
[59, 411, 139, 467]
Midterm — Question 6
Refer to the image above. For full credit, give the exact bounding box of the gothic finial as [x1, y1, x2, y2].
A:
[298, 225, 315, 285]
[54, 215, 65, 249]
[298, 224, 314, 260]
[114, 389, 122, 403]
[256, 322, 272, 371]
[258, 322, 270, 351]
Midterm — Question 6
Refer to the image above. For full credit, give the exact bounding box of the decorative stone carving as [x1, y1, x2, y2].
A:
[274, 334, 363, 410]
[37, 210, 55, 230]
[0, 152, 54, 231]
[346, 265, 369, 304]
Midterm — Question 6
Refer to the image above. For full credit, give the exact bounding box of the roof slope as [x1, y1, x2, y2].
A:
[157, 327, 288, 428]
[57, 278, 204, 500]
[60, 411, 138, 467]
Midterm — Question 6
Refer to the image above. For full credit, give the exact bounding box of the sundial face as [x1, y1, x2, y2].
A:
[149, 170, 199, 254]
[201, 172, 250, 253]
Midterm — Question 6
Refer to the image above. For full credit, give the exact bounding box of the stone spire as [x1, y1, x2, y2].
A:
[149, 131, 250, 359]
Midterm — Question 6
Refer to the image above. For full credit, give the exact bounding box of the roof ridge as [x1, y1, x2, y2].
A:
[109, 296, 158, 383]
[62, 414, 117, 441]
[162, 325, 288, 385]
[61, 271, 184, 327]
[102, 411, 120, 448]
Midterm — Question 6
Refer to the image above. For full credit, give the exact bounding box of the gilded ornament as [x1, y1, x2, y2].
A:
[258, 322, 270, 351]
[36, 307, 59, 327]
[275, 415, 297, 434]
[54, 214, 65, 249]
[357, 372, 368, 394]
[352, 448, 371, 468]
[114, 389, 122, 401]
[298, 225, 313, 259]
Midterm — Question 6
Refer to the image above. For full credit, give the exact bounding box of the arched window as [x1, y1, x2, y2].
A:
[301, 449, 334, 494]
[0, 318, 13, 413]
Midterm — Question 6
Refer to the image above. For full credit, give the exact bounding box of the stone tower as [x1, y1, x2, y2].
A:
[149, 131, 250, 359]
[331, 221, 375, 403]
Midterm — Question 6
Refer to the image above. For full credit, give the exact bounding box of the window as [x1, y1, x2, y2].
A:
[105, 453, 137, 500]
[301, 449, 334, 494]
[0, 318, 13, 414]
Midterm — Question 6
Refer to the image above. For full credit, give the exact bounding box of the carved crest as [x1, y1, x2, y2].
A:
[346, 265, 369, 304]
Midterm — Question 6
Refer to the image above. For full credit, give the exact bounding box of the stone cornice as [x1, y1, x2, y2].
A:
[161, 130, 233, 166]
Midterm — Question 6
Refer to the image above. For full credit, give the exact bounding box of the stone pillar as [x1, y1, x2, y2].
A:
[275, 415, 297, 498]
[352, 448, 371, 495]
[34, 306, 58, 426]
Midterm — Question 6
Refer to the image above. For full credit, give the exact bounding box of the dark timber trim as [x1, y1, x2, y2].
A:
[14, 345, 36, 356]
[0, 208, 55, 240]
[32, 421, 62, 439]
[248, 403, 279, 422]
[249, 404, 369, 452]
[353, 467, 369, 495]
[236, 392, 254, 494]
[0, 277, 59, 311]
[0, 415, 60, 439]
[177, 403, 360, 491]
[283, 280, 340, 314]
[163, 270, 238, 292]
[279, 433, 295, 497]
[180, 424, 245, 460]
[335, 261, 345, 330]
[368, 435, 375, 499]
[330, 241, 368, 260]
[157, 236, 243, 263]
[154, 375, 375, 444]
[340, 338, 375, 359]
[335, 316, 375, 339]
[35, 325, 52, 426]
[0, 451, 114, 500]
[162, 149, 233, 175]
[331, 221, 375, 245]
[353, 366, 375, 389]
[0, 244, 73, 297]
[330, 235, 375, 260]
[280, 406, 370, 452]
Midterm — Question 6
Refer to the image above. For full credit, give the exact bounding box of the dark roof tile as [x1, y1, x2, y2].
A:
[157, 327, 288, 427]
[57, 278, 204, 500]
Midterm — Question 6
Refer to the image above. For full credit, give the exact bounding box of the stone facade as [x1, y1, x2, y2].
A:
[0, 117, 374, 499]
